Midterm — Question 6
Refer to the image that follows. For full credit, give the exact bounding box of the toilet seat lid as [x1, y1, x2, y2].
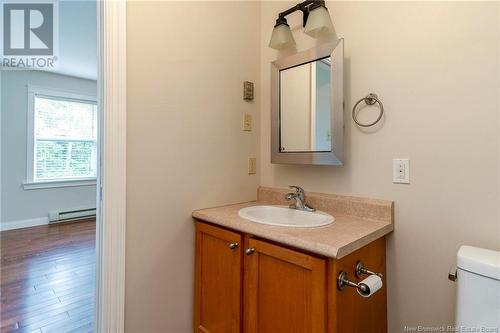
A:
[457, 246, 500, 280]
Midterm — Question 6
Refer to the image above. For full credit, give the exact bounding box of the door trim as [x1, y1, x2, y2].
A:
[96, 1, 127, 332]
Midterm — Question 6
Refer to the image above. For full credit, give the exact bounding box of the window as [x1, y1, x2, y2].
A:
[26, 86, 97, 188]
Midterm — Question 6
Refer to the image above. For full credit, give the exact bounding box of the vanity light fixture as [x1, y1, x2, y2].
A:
[268, 0, 334, 50]
[304, 1, 334, 37]
[269, 16, 296, 50]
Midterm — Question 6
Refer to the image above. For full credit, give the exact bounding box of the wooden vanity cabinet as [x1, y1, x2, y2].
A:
[194, 221, 387, 333]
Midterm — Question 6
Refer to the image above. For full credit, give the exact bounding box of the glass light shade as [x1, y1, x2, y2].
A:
[269, 24, 296, 50]
[304, 6, 333, 38]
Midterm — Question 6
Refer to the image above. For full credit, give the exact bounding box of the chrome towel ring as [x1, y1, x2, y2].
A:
[352, 93, 384, 127]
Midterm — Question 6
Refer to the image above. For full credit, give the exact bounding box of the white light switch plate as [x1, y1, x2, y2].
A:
[393, 159, 410, 184]
[248, 157, 257, 174]
[243, 114, 252, 131]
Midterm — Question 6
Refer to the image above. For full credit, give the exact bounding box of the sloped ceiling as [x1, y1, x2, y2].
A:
[55, 0, 97, 80]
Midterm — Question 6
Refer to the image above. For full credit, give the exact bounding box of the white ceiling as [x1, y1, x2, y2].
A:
[52, 0, 97, 80]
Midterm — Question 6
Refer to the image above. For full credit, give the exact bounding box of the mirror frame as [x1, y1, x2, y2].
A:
[271, 39, 344, 165]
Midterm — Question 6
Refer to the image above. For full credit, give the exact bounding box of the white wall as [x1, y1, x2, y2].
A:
[1, 71, 97, 226]
[260, 1, 500, 332]
[126, 1, 260, 331]
[281, 64, 312, 151]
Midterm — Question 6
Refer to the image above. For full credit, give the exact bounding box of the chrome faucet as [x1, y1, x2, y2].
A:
[285, 186, 315, 212]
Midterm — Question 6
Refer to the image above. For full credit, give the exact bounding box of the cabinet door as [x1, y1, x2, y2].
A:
[244, 238, 327, 333]
[194, 222, 242, 333]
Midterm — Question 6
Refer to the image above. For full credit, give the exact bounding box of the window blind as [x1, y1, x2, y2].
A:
[34, 95, 97, 182]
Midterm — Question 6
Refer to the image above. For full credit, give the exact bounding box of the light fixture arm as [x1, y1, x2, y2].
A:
[275, 0, 326, 27]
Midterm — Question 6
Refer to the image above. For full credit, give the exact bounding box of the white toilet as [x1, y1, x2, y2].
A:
[454, 245, 500, 330]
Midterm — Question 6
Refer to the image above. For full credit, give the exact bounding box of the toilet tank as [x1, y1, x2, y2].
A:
[455, 246, 500, 330]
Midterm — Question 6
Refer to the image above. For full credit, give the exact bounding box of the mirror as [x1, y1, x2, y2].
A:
[280, 57, 332, 152]
[271, 39, 343, 165]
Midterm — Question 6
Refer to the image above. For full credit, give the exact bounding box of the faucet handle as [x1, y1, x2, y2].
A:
[288, 185, 304, 194]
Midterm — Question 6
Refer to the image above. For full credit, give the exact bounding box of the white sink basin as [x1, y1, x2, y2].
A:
[238, 205, 334, 228]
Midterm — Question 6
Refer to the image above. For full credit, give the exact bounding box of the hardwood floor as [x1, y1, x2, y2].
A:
[1, 220, 96, 333]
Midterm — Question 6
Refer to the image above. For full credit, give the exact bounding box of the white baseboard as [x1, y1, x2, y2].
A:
[0, 217, 49, 231]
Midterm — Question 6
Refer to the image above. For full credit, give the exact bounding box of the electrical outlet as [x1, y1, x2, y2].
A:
[393, 159, 410, 184]
[248, 157, 257, 174]
[243, 114, 252, 131]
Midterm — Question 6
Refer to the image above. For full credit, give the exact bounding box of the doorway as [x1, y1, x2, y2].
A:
[1, 1, 99, 331]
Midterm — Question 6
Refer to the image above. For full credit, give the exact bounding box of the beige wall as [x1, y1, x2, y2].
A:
[126, 2, 260, 331]
[260, 1, 500, 332]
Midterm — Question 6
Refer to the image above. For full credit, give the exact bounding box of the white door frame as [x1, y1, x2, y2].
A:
[96, 1, 127, 332]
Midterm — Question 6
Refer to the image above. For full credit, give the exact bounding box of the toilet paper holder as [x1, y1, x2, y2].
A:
[337, 261, 383, 297]
[355, 260, 383, 279]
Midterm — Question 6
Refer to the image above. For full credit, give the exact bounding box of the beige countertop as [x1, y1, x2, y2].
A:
[192, 187, 394, 259]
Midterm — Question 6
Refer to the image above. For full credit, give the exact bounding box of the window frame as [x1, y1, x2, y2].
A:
[25, 85, 98, 190]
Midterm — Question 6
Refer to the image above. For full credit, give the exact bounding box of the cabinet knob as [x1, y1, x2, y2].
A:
[228, 242, 239, 250]
[245, 248, 255, 256]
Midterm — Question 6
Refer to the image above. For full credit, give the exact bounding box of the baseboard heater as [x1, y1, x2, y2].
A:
[48, 208, 96, 224]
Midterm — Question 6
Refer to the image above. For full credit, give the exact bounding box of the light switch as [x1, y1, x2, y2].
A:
[393, 159, 410, 184]
[243, 114, 252, 131]
[248, 157, 257, 174]
[243, 81, 254, 101]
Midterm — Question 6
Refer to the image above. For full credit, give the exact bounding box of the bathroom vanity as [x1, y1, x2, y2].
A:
[192, 187, 394, 333]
